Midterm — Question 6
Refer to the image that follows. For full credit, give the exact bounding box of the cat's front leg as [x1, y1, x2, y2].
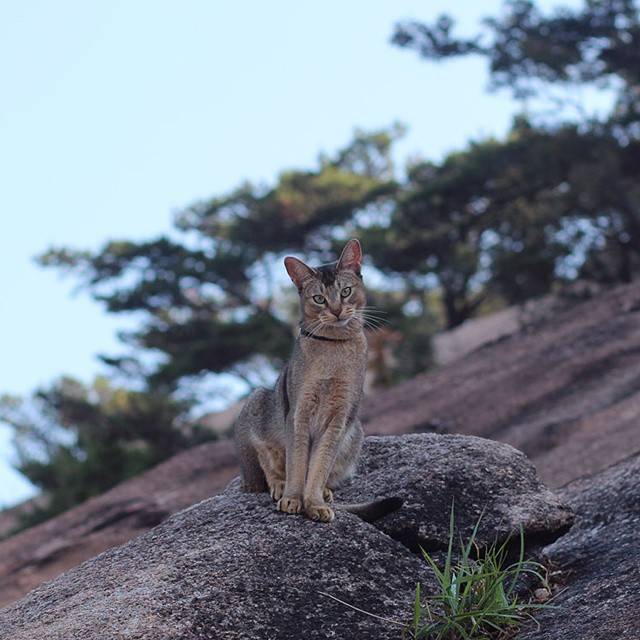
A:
[303, 415, 346, 522]
[277, 410, 310, 515]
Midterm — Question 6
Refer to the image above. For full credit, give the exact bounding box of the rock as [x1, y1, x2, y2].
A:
[0, 434, 572, 640]
[0, 495, 49, 540]
[0, 493, 431, 640]
[0, 439, 238, 608]
[533, 587, 550, 602]
[361, 282, 640, 487]
[520, 453, 640, 639]
[338, 434, 574, 551]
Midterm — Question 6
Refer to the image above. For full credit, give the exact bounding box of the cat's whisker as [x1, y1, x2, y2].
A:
[363, 323, 385, 330]
[305, 320, 326, 337]
[363, 323, 386, 332]
[363, 323, 386, 334]
[303, 318, 326, 337]
[358, 313, 389, 327]
[359, 311, 388, 320]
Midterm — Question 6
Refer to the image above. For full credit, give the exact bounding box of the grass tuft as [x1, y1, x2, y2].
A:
[320, 504, 555, 640]
[409, 504, 551, 639]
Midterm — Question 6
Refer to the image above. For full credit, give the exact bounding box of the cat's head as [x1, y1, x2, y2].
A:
[284, 239, 366, 338]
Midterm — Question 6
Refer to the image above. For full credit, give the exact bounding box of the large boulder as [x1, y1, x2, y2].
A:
[520, 453, 640, 639]
[339, 434, 573, 551]
[0, 434, 572, 640]
[0, 492, 430, 640]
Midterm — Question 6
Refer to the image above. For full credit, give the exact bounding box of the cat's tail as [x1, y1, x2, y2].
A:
[337, 496, 403, 523]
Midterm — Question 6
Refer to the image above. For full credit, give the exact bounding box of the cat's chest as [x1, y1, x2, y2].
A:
[301, 342, 366, 379]
[299, 361, 363, 432]
[293, 346, 366, 410]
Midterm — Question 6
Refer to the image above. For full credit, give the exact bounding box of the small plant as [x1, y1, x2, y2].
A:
[410, 506, 550, 640]
[320, 505, 553, 640]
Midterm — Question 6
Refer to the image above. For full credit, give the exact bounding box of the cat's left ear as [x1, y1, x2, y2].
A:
[337, 238, 362, 274]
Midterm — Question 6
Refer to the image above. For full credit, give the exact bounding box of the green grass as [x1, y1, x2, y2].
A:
[409, 506, 550, 639]
[321, 505, 553, 640]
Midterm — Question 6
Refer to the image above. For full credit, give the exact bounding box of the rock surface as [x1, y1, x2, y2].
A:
[338, 434, 572, 551]
[0, 439, 238, 608]
[0, 434, 572, 639]
[0, 494, 427, 640]
[362, 282, 640, 487]
[521, 453, 640, 639]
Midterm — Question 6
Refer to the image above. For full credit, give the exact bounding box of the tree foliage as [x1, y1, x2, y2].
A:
[364, 116, 640, 323]
[39, 128, 401, 390]
[387, 0, 640, 319]
[393, 0, 640, 108]
[0, 376, 212, 529]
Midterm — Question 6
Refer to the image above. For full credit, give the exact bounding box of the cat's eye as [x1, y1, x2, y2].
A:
[312, 294, 326, 304]
[340, 287, 352, 298]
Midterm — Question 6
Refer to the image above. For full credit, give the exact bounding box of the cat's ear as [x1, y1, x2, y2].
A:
[284, 256, 316, 289]
[337, 238, 362, 274]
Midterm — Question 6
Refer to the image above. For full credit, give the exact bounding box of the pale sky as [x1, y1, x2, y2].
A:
[0, 0, 603, 507]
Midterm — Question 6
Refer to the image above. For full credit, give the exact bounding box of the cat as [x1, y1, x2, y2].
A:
[234, 239, 401, 522]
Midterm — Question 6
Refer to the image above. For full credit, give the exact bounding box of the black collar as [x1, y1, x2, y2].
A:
[300, 328, 350, 342]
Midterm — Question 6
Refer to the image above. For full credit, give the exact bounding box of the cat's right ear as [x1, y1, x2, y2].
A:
[284, 256, 315, 290]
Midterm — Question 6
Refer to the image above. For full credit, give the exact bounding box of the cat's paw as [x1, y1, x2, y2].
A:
[270, 480, 285, 502]
[277, 495, 303, 515]
[323, 487, 334, 503]
[305, 504, 335, 523]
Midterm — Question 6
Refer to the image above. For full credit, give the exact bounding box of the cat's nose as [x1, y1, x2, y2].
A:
[331, 310, 341, 319]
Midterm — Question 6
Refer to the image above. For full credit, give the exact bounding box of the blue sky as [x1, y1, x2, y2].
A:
[1, 0, 602, 507]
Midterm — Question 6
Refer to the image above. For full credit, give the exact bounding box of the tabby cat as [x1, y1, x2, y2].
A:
[234, 239, 400, 522]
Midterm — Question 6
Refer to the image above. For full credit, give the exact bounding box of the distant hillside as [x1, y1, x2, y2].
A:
[362, 281, 640, 486]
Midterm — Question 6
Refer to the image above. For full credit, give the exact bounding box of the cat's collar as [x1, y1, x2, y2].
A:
[299, 328, 350, 342]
